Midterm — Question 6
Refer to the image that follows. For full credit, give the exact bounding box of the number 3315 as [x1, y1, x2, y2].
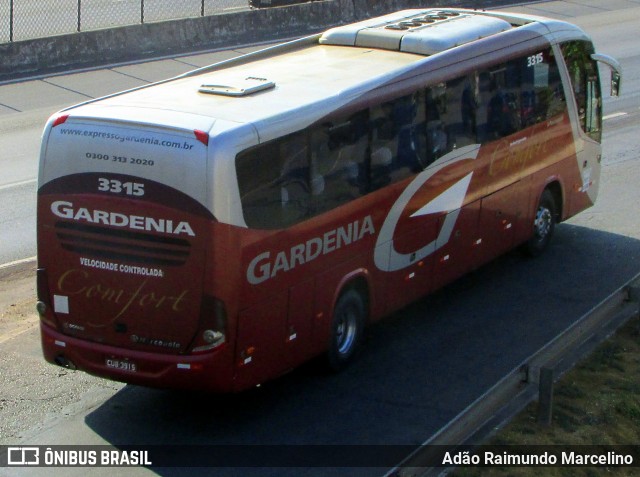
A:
[527, 53, 544, 67]
[98, 178, 145, 197]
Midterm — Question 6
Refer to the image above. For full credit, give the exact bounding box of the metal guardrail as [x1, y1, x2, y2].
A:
[389, 272, 640, 476]
[2, 0, 250, 43]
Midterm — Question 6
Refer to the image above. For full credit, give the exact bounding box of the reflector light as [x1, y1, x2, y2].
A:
[177, 362, 203, 371]
[52, 115, 69, 127]
[194, 129, 209, 146]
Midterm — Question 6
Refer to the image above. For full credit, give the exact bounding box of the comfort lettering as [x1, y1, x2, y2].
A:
[57, 269, 189, 321]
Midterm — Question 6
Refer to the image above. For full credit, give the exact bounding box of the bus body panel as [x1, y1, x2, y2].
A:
[37, 182, 210, 354]
[36, 8, 613, 392]
[37, 117, 220, 365]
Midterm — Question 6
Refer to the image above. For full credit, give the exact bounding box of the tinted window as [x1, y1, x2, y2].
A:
[370, 91, 427, 189]
[425, 74, 479, 162]
[237, 111, 369, 229]
[237, 48, 567, 229]
[237, 131, 310, 229]
[310, 110, 368, 215]
[478, 47, 566, 141]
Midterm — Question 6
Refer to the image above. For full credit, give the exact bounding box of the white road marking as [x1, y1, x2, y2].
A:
[603, 112, 627, 120]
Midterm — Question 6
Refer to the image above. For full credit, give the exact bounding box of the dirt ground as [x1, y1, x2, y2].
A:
[0, 261, 38, 345]
[0, 260, 123, 444]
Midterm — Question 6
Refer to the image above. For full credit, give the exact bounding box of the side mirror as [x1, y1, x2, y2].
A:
[592, 53, 622, 97]
[611, 71, 621, 97]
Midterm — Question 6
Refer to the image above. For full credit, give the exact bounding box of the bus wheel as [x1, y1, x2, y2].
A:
[523, 189, 557, 257]
[326, 288, 365, 372]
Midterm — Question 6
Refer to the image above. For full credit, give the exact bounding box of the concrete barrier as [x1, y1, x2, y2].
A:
[0, 0, 519, 83]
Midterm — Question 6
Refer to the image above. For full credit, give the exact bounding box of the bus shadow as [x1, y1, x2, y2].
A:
[84, 223, 640, 477]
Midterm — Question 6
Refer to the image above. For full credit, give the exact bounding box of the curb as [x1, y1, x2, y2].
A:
[0, 257, 37, 280]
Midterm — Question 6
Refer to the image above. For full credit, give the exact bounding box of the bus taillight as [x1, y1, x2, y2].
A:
[52, 115, 69, 127]
[194, 129, 209, 146]
[36, 268, 49, 303]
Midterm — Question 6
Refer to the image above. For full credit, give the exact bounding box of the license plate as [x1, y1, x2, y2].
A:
[105, 358, 137, 372]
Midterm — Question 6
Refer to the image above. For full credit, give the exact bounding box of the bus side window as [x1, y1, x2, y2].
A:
[370, 101, 398, 187]
[425, 74, 479, 160]
[560, 40, 602, 142]
[425, 85, 447, 161]
[237, 141, 282, 229]
[370, 92, 426, 188]
[516, 47, 566, 128]
[278, 133, 311, 224]
[311, 110, 368, 213]
[478, 48, 566, 142]
[479, 64, 521, 140]
[237, 131, 310, 229]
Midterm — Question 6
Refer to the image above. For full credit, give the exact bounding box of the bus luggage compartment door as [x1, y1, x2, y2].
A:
[235, 292, 288, 390]
[476, 180, 529, 266]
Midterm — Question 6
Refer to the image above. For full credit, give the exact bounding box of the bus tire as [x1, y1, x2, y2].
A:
[326, 288, 366, 372]
[523, 189, 557, 257]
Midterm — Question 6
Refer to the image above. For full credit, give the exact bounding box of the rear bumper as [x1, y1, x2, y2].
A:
[40, 322, 235, 393]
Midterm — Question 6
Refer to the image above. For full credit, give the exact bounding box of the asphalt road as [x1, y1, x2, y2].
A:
[0, 44, 275, 266]
[0, 1, 639, 476]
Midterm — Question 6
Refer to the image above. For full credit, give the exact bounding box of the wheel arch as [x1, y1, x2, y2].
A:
[537, 178, 564, 222]
[544, 180, 564, 222]
[332, 268, 372, 323]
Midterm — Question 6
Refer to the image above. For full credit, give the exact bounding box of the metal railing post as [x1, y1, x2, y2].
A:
[141, 0, 145, 24]
[537, 367, 554, 425]
[77, 0, 81, 32]
[9, 0, 14, 42]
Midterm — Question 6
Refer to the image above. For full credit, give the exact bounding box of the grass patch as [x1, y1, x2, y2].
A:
[452, 317, 640, 476]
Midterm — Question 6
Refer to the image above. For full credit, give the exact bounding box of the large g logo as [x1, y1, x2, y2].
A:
[374, 144, 481, 272]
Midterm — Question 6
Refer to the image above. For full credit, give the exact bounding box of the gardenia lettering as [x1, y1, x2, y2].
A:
[247, 215, 375, 284]
[51, 200, 195, 236]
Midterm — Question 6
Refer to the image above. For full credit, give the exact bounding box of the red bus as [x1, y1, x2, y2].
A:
[37, 8, 621, 392]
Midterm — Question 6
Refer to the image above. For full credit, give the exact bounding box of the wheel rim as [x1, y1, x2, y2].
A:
[534, 206, 553, 241]
[336, 307, 358, 355]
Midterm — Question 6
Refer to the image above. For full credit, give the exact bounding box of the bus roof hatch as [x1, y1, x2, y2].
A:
[199, 76, 275, 97]
[320, 10, 512, 56]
